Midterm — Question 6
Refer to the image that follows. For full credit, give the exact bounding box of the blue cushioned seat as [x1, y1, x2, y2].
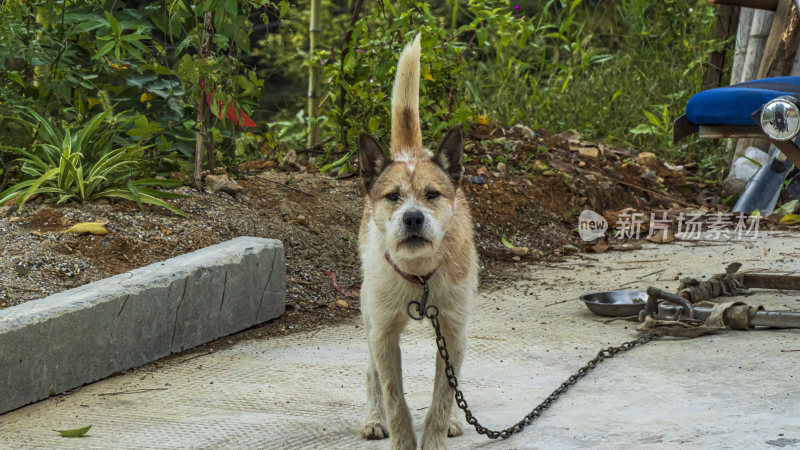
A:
[686, 76, 800, 126]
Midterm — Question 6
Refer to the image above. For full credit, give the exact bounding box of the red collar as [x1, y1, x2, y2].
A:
[384, 252, 438, 285]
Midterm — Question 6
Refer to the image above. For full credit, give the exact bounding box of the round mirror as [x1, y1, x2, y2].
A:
[760, 96, 800, 141]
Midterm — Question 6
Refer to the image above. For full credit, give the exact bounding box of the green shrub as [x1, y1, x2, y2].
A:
[287, 0, 723, 170]
[0, 107, 187, 216]
[0, 0, 291, 180]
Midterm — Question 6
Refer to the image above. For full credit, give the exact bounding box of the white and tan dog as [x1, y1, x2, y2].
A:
[357, 34, 479, 450]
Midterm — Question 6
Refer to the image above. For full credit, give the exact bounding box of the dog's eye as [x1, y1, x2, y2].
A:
[385, 192, 400, 201]
[426, 191, 441, 200]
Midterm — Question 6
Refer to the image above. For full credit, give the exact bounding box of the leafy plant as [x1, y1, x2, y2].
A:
[629, 105, 673, 149]
[0, 0, 291, 179]
[0, 108, 187, 216]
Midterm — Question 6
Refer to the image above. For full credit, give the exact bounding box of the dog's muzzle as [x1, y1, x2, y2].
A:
[401, 210, 429, 248]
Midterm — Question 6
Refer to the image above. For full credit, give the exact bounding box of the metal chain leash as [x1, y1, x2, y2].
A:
[411, 300, 658, 440]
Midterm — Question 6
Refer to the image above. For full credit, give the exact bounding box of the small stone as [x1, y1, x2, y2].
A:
[641, 170, 662, 184]
[497, 162, 507, 172]
[646, 229, 675, 244]
[578, 147, 599, 159]
[464, 143, 476, 154]
[533, 160, 548, 171]
[283, 214, 309, 227]
[476, 165, 488, 176]
[205, 174, 243, 195]
[637, 152, 660, 169]
[490, 137, 508, 147]
[578, 161, 586, 167]
[554, 130, 580, 140]
[280, 149, 299, 171]
[469, 175, 485, 185]
[170, 171, 190, 184]
[562, 244, 580, 255]
[512, 256, 521, 261]
[335, 299, 349, 308]
[510, 246, 528, 256]
[508, 124, 537, 140]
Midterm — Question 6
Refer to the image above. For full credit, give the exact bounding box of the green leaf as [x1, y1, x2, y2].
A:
[72, 19, 106, 34]
[94, 40, 116, 59]
[343, 52, 356, 73]
[320, 151, 353, 174]
[279, 1, 290, 18]
[96, 189, 188, 217]
[55, 424, 91, 438]
[643, 110, 662, 128]
[629, 124, 655, 135]
[501, 237, 514, 249]
[130, 178, 184, 189]
[19, 168, 59, 210]
[777, 200, 799, 215]
[476, 28, 488, 46]
[0, 179, 35, 205]
[8, 71, 24, 87]
[126, 183, 143, 211]
[368, 116, 379, 133]
[105, 11, 121, 35]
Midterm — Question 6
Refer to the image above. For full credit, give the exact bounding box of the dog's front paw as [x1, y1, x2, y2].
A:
[360, 419, 389, 440]
[420, 433, 447, 450]
[447, 418, 462, 437]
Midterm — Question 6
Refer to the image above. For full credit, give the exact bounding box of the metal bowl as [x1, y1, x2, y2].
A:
[580, 289, 647, 317]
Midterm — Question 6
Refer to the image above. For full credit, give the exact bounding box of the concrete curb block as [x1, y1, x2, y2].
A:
[0, 236, 285, 415]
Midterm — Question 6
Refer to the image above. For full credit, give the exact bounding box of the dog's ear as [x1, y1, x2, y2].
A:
[358, 133, 389, 190]
[432, 127, 463, 183]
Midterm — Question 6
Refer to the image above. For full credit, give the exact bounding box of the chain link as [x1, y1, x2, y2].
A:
[426, 306, 657, 440]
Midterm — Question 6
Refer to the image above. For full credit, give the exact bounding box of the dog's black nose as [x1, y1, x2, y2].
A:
[403, 211, 425, 233]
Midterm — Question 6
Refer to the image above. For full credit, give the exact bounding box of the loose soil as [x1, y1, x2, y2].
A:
[0, 126, 752, 338]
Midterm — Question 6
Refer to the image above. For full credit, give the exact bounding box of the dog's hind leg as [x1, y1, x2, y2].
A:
[421, 313, 466, 450]
[361, 332, 388, 440]
[369, 324, 416, 450]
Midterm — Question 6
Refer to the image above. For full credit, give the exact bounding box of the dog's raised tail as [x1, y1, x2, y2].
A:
[390, 34, 423, 156]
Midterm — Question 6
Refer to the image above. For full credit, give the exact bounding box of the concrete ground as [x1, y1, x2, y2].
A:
[1, 234, 799, 449]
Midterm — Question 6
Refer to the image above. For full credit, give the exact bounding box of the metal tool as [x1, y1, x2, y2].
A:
[656, 303, 800, 329]
[644, 287, 800, 329]
[742, 273, 800, 290]
[732, 144, 793, 215]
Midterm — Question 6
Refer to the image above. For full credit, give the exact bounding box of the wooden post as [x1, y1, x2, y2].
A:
[757, 0, 800, 78]
[741, 9, 774, 82]
[729, 8, 754, 85]
[705, 5, 739, 88]
[731, 8, 775, 159]
[727, 8, 754, 154]
[194, 11, 215, 189]
[307, 0, 321, 148]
